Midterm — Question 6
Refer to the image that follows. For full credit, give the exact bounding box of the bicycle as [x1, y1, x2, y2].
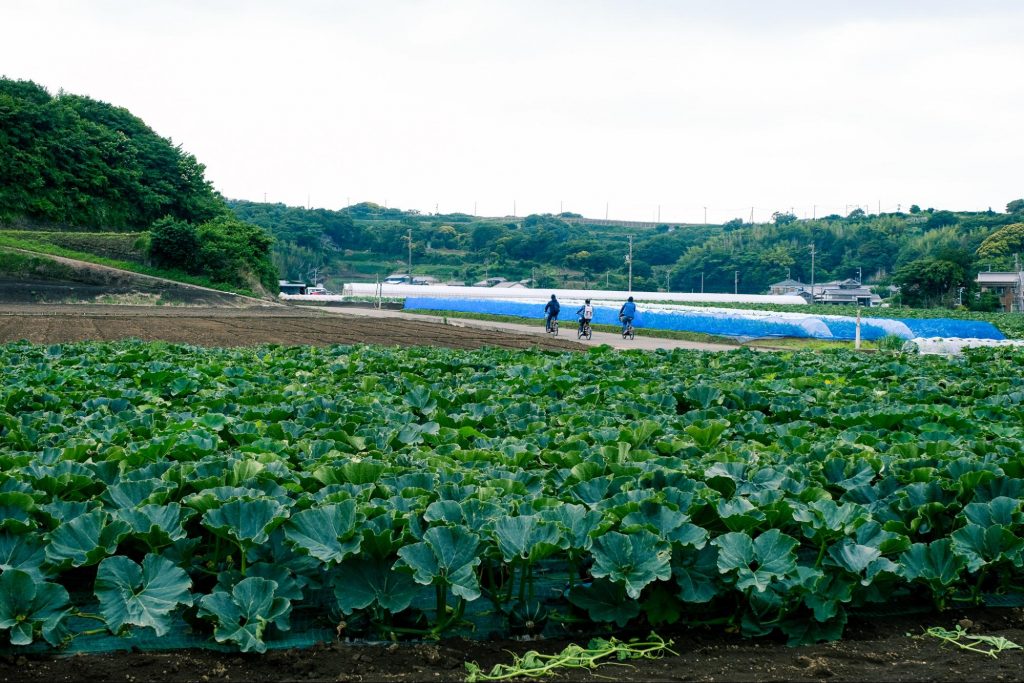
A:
[619, 316, 635, 340]
[577, 319, 592, 340]
[546, 319, 559, 336]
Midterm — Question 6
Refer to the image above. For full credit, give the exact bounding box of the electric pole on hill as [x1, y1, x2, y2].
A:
[407, 229, 413, 279]
[812, 244, 817, 296]
[627, 234, 633, 292]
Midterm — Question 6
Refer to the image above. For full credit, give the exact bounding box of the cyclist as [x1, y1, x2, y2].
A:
[576, 298, 594, 336]
[618, 296, 636, 335]
[544, 294, 561, 333]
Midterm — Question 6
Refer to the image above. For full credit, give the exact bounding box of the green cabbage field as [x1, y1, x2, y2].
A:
[1, 341, 1022, 653]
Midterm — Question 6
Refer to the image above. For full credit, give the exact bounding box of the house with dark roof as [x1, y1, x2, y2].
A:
[976, 271, 1024, 312]
[816, 279, 880, 307]
[768, 279, 809, 295]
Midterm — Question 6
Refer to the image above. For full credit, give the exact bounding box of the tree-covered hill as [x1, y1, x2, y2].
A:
[0, 77, 277, 294]
[0, 78, 223, 230]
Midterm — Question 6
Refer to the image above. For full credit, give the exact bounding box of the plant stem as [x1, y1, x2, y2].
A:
[436, 583, 447, 624]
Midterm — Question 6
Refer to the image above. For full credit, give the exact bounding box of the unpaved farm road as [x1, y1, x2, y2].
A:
[311, 305, 742, 352]
[0, 302, 742, 352]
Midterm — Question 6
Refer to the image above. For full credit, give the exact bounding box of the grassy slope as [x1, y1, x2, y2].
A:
[0, 232, 258, 297]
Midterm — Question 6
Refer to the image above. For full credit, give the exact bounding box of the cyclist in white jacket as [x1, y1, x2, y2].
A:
[576, 299, 594, 335]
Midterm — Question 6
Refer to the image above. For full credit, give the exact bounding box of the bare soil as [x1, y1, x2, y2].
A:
[0, 298, 1022, 682]
[0, 303, 584, 351]
[1, 607, 1021, 682]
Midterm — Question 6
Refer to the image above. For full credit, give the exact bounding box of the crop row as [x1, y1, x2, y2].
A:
[1, 341, 1023, 651]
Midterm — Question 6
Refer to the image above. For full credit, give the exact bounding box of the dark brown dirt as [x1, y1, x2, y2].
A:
[0, 304, 584, 351]
[1, 607, 1021, 682]
[1, 300, 1022, 682]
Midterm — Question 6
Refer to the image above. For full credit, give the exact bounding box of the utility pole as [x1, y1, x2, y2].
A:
[734, 270, 739, 295]
[657, 204, 661, 222]
[407, 229, 413, 278]
[560, 199, 563, 214]
[627, 234, 633, 292]
[703, 206, 707, 225]
[665, 269, 670, 292]
[513, 200, 516, 217]
[857, 266, 862, 284]
[813, 204, 816, 219]
[700, 271, 704, 293]
[810, 244, 816, 302]
[605, 202, 609, 220]
[474, 201, 477, 216]
[750, 207, 754, 224]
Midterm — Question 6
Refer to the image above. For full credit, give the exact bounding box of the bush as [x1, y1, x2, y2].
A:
[195, 217, 277, 292]
[148, 217, 200, 271]
[875, 335, 906, 352]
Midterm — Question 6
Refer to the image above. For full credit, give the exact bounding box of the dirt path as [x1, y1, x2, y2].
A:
[308, 305, 742, 352]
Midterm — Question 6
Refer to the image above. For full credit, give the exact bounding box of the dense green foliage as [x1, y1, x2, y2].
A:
[0, 78, 279, 293]
[0, 78, 223, 230]
[148, 216, 278, 292]
[2, 341, 1023, 651]
[233, 197, 1022, 307]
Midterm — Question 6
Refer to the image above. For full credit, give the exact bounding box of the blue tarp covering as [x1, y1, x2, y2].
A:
[404, 297, 1006, 341]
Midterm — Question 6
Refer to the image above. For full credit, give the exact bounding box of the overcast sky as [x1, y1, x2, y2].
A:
[3, 0, 1022, 223]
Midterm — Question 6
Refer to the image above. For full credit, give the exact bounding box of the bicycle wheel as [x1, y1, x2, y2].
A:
[553, 321, 559, 336]
[584, 326, 592, 341]
[627, 326, 635, 340]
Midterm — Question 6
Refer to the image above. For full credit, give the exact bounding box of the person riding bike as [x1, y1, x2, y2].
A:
[618, 296, 636, 335]
[576, 299, 594, 335]
[544, 294, 561, 333]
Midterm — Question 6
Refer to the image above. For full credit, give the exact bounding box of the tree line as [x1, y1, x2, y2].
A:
[241, 198, 1024, 309]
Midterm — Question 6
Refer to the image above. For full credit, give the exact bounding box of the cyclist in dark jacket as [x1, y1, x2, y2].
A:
[618, 296, 636, 334]
[544, 294, 561, 333]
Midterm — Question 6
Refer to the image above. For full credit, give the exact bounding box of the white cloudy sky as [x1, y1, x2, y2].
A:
[3, 0, 1022, 223]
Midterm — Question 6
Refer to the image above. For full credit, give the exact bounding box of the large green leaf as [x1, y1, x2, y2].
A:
[197, 577, 291, 653]
[621, 501, 688, 539]
[898, 540, 966, 606]
[962, 496, 1023, 528]
[672, 544, 720, 603]
[0, 492, 35, 533]
[567, 578, 641, 627]
[950, 524, 1024, 573]
[712, 529, 799, 592]
[95, 554, 193, 636]
[493, 515, 563, 563]
[589, 529, 671, 599]
[117, 503, 195, 551]
[0, 570, 71, 646]
[283, 501, 363, 565]
[0, 532, 50, 580]
[333, 557, 420, 615]
[540, 503, 603, 551]
[202, 499, 289, 548]
[825, 539, 882, 575]
[102, 478, 174, 509]
[45, 510, 131, 568]
[396, 525, 481, 600]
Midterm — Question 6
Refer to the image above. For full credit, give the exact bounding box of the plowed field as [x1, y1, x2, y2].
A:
[0, 304, 583, 351]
